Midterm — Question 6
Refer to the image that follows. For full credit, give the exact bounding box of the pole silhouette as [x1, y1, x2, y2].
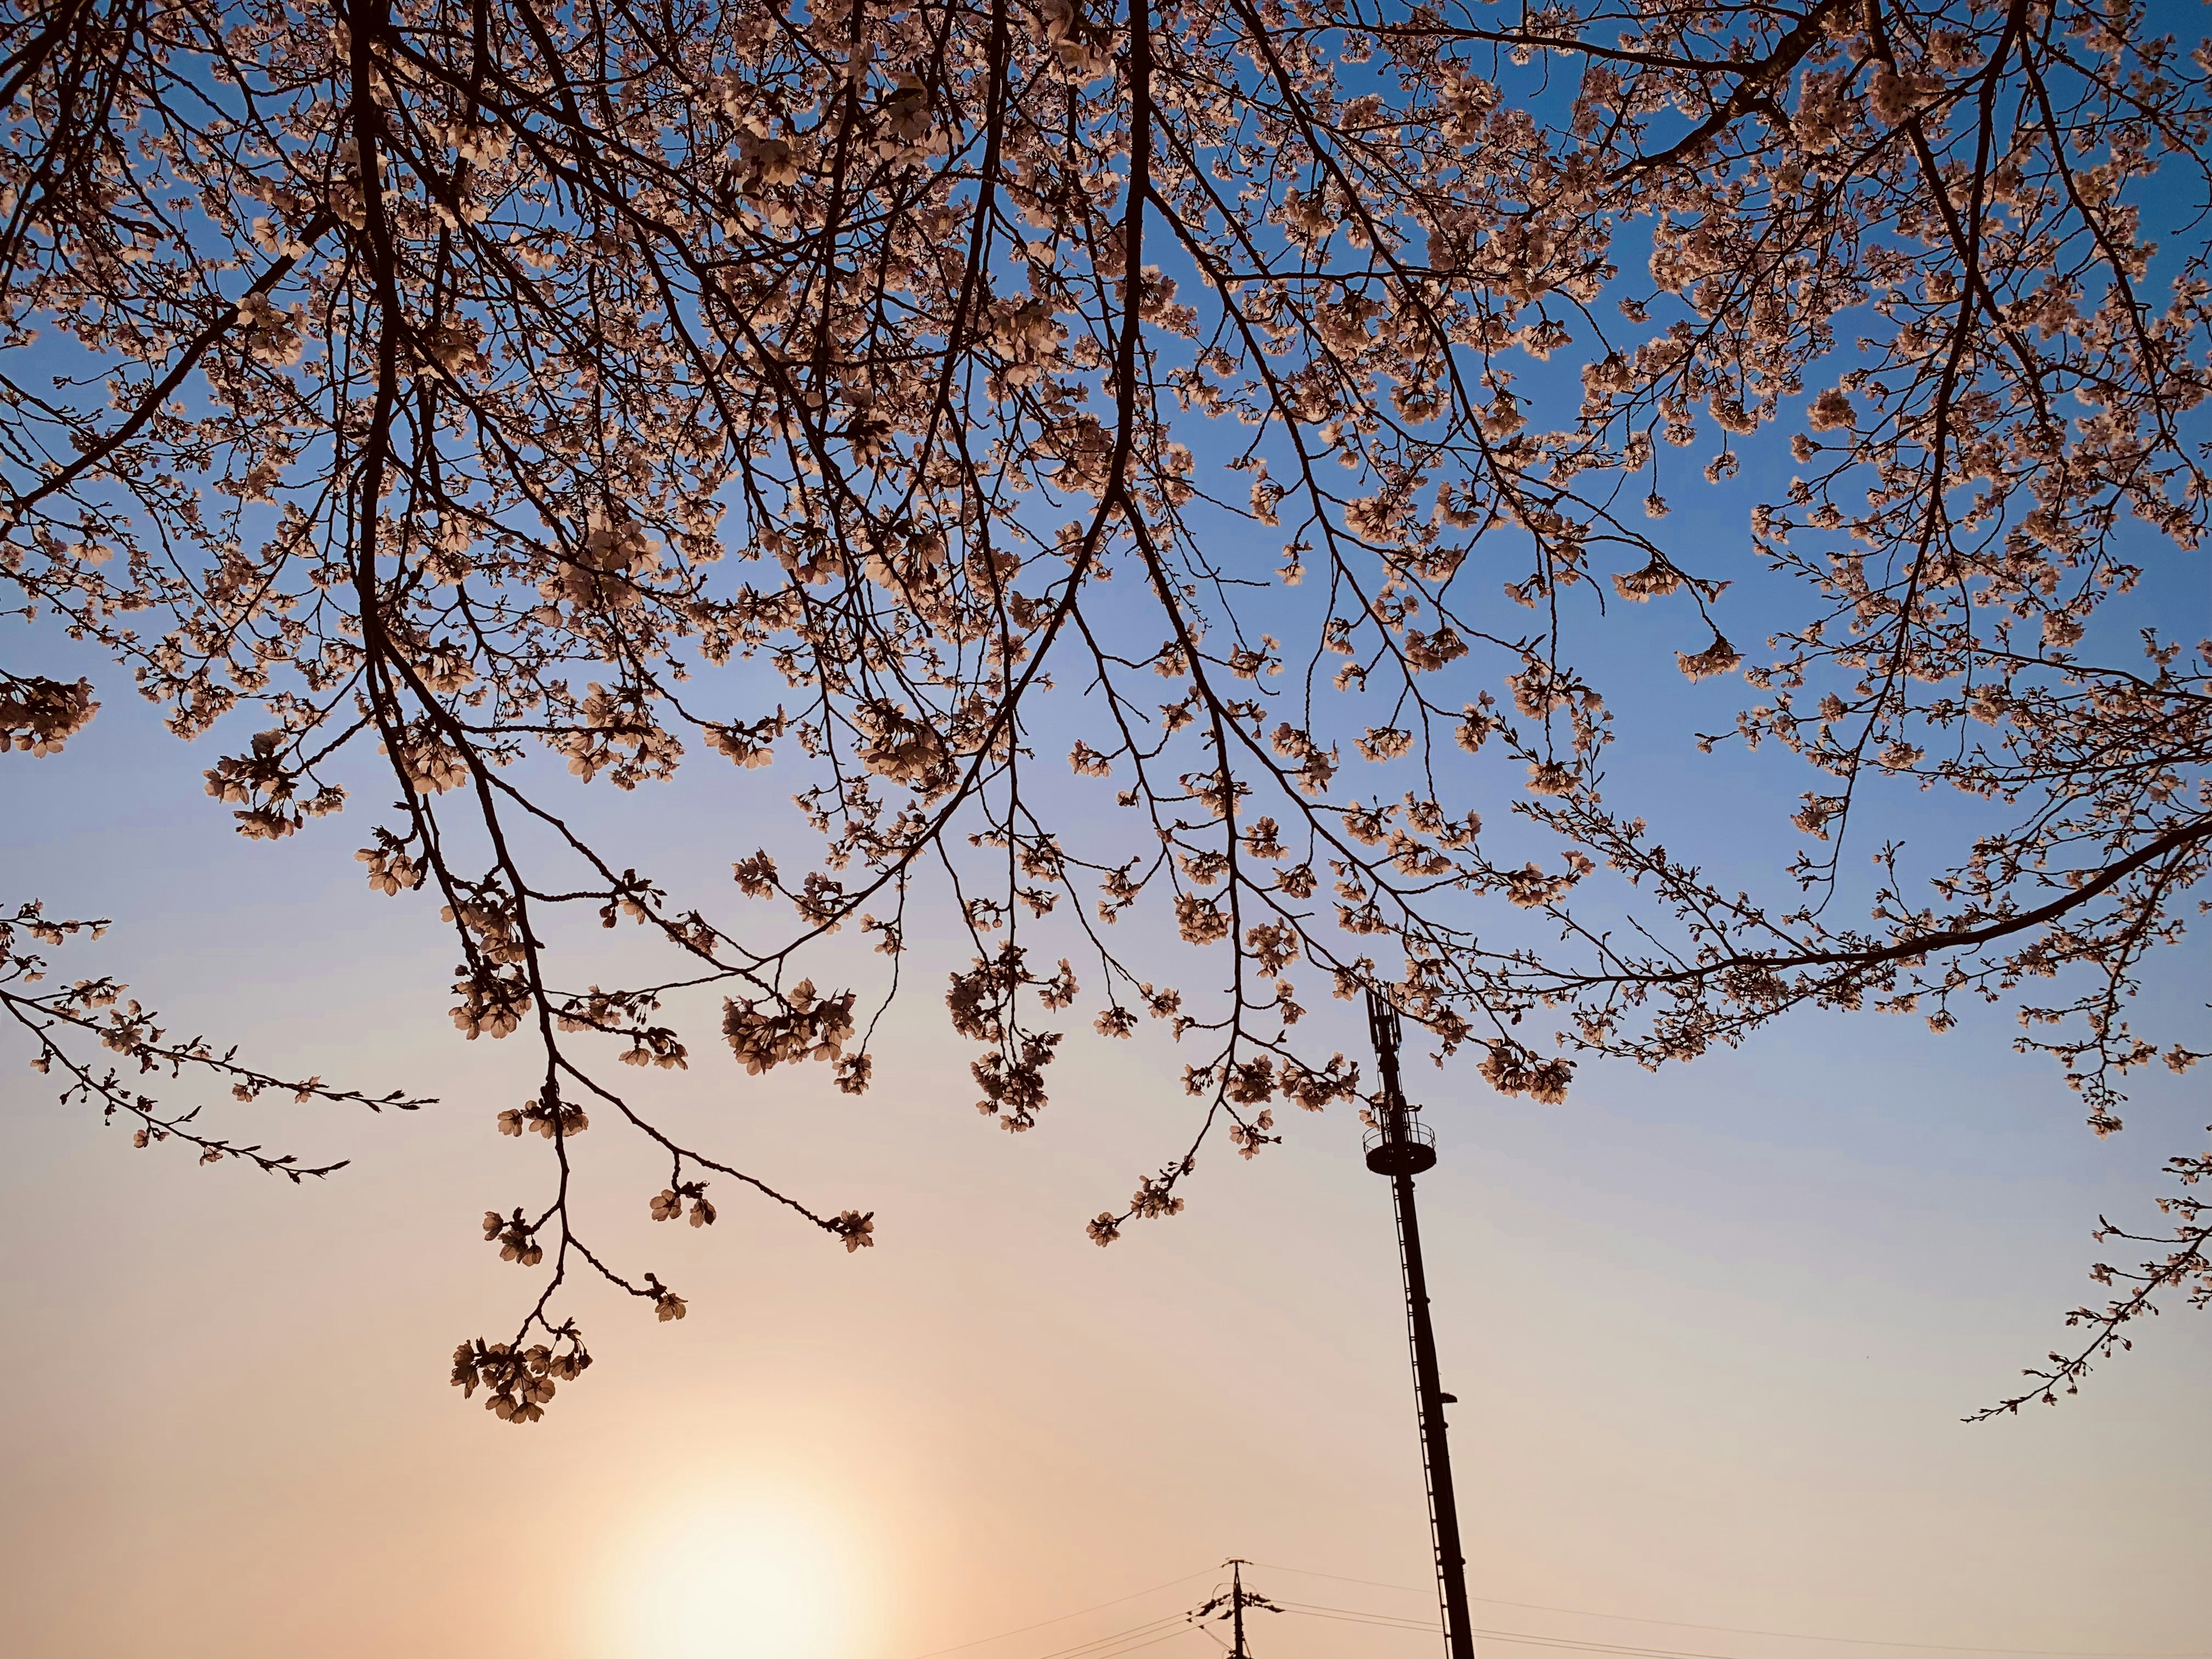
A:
[1190, 1559, 1278, 1656]
[1365, 989, 1478, 1659]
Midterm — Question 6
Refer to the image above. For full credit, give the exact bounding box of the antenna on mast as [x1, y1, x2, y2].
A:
[1365, 988, 1478, 1659]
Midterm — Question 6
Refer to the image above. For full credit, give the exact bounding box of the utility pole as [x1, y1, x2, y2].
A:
[1365, 988, 1478, 1659]
[1190, 1559, 1278, 1657]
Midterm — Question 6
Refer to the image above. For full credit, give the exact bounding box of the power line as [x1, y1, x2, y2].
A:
[906, 1571, 1215, 1659]
[1279, 1602, 2097, 1659]
[1077, 1629, 1203, 1659]
[1456, 1612, 2212, 1659]
[911, 1562, 2209, 1659]
[1021, 1615, 1194, 1659]
[1281, 1600, 1840, 1658]
[1275, 1600, 1432, 1632]
[1249, 1563, 2210, 1659]
[1248, 1561, 1429, 1596]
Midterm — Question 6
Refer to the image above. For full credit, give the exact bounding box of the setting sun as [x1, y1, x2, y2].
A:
[611, 1492, 862, 1659]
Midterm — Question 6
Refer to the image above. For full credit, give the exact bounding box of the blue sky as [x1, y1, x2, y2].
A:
[4, 10, 2210, 1652]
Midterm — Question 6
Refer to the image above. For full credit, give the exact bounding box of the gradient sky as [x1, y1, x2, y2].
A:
[7, 18, 2212, 1649]
[4, 585, 2207, 1659]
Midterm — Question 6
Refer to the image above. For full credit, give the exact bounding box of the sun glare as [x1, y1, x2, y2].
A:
[613, 1490, 861, 1659]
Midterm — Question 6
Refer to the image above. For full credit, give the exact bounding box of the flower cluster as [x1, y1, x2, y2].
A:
[721, 980, 857, 1075]
[450, 1334, 592, 1424]
[0, 673, 97, 755]
[650, 1183, 718, 1228]
[7, 0, 2206, 1414]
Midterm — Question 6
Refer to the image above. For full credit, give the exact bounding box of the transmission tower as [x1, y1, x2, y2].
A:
[1364, 988, 1478, 1659]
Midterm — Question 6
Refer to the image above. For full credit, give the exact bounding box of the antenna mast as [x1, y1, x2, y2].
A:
[1364, 988, 1478, 1659]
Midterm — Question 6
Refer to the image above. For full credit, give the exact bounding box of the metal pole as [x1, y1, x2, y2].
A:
[1366, 991, 1478, 1659]
[1229, 1559, 1249, 1659]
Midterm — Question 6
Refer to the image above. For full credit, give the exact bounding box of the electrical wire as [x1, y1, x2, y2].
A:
[1075, 1626, 1205, 1659]
[1276, 1599, 1435, 1632]
[1281, 1601, 1844, 1658]
[905, 1571, 1217, 1659]
[1278, 1601, 2050, 1659]
[914, 1562, 2207, 1659]
[1020, 1615, 1194, 1659]
[1248, 1560, 1429, 1596]
[1250, 1563, 2210, 1659]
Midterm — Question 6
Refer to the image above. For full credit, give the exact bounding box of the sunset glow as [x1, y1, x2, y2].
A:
[6, 0, 2211, 1653]
[611, 1492, 859, 1659]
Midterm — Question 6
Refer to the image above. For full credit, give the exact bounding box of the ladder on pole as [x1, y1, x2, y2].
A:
[1365, 989, 1479, 1659]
